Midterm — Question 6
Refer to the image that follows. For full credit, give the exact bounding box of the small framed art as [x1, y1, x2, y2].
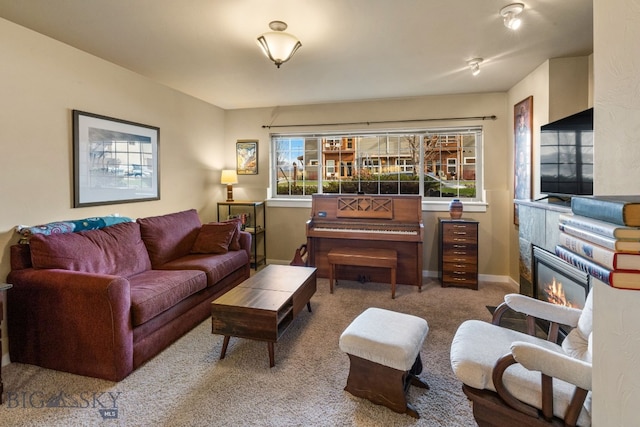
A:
[237, 140, 258, 175]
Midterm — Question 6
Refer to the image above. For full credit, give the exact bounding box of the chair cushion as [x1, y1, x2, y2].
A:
[451, 319, 591, 426]
[339, 307, 428, 371]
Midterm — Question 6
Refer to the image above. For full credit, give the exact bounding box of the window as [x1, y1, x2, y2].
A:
[272, 128, 481, 200]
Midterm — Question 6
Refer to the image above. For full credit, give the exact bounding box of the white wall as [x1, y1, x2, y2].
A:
[593, 0, 640, 423]
[0, 18, 229, 365]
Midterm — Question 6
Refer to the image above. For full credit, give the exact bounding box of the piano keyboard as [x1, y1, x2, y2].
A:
[313, 227, 418, 235]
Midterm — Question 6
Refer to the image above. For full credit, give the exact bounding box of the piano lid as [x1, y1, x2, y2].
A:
[310, 194, 422, 222]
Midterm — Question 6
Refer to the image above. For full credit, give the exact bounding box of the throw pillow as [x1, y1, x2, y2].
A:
[191, 222, 237, 254]
[223, 218, 243, 251]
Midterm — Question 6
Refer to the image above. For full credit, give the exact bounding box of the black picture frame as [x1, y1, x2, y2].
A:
[73, 110, 160, 207]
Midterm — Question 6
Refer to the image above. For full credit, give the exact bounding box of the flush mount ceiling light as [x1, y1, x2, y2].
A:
[257, 20, 302, 68]
[468, 58, 483, 76]
[500, 3, 525, 30]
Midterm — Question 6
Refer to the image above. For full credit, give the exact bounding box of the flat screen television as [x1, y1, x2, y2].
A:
[539, 108, 594, 197]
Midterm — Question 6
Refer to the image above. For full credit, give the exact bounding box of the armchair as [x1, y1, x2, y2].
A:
[450, 291, 592, 426]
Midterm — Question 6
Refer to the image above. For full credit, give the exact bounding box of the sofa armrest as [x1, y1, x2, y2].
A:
[7, 268, 134, 381]
[238, 230, 252, 260]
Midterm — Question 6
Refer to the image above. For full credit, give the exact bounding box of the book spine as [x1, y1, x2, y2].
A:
[558, 223, 617, 250]
[557, 232, 616, 269]
[554, 245, 613, 285]
[558, 213, 619, 238]
[571, 197, 627, 226]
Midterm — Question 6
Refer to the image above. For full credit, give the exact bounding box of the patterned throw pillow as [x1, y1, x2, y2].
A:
[190, 222, 237, 254]
[16, 215, 132, 244]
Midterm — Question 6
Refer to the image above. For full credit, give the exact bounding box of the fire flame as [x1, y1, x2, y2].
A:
[544, 278, 577, 308]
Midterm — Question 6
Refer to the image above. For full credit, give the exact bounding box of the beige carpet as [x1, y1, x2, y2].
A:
[0, 277, 515, 426]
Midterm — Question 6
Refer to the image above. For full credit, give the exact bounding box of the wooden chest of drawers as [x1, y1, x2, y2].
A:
[438, 218, 478, 290]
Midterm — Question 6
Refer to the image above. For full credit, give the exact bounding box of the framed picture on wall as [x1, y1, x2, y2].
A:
[73, 110, 160, 207]
[236, 140, 258, 175]
[513, 96, 533, 225]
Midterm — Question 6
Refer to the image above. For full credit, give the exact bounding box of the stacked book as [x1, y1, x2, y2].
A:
[555, 195, 640, 290]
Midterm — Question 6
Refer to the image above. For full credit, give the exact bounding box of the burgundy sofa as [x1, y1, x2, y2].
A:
[7, 209, 251, 381]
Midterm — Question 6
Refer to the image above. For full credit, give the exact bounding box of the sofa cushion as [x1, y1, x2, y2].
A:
[129, 269, 207, 326]
[191, 222, 237, 254]
[160, 250, 249, 287]
[29, 221, 151, 277]
[138, 209, 202, 267]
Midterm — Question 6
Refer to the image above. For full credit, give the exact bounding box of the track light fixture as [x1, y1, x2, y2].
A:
[468, 58, 483, 76]
[500, 3, 525, 30]
[257, 21, 302, 68]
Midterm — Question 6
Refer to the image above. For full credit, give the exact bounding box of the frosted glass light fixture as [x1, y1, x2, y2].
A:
[500, 3, 524, 30]
[257, 21, 302, 68]
[221, 169, 238, 202]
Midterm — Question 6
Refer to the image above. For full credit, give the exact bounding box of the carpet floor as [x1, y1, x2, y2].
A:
[1, 277, 515, 426]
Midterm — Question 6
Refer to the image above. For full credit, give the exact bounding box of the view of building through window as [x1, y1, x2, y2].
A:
[273, 128, 481, 200]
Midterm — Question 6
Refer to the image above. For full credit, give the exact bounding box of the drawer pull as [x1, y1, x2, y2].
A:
[453, 258, 466, 262]
[453, 270, 466, 275]
[454, 264, 465, 268]
[453, 238, 468, 242]
[453, 277, 466, 281]
[453, 251, 467, 255]
[453, 231, 467, 235]
[453, 245, 467, 249]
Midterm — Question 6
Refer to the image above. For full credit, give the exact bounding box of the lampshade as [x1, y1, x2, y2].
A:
[257, 21, 302, 68]
[220, 169, 238, 185]
[500, 3, 524, 30]
[221, 169, 238, 202]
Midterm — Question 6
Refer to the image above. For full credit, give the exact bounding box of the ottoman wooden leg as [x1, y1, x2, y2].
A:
[345, 354, 421, 418]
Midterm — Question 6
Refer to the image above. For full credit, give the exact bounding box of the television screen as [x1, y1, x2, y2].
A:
[539, 108, 594, 196]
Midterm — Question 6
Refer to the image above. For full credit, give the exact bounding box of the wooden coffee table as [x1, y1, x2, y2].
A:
[211, 264, 317, 367]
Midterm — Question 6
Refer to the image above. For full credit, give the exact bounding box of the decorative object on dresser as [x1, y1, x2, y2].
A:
[0, 283, 12, 404]
[306, 194, 423, 290]
[570, 194, 640, 226]
[438, 217, 479, 290]
[211, 265, 316, 367]
[218, 201, 266, 270]
[448, 198, 464, 219]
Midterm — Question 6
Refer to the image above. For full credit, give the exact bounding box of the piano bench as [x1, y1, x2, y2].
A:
[327, 247, 398, 298]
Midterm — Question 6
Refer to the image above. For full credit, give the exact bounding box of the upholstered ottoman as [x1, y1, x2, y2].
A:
[339, 307, 430, 418]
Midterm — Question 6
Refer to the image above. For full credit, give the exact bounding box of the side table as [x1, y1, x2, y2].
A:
[1, 283, 12, 404]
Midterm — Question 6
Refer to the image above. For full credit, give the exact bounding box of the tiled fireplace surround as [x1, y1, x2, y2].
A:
[517, 200, 591, 309]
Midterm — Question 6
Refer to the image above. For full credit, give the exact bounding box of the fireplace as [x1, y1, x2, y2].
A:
[533, 245, 590, 313]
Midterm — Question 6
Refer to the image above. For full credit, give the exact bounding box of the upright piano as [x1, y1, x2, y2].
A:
[306, 194, 424, 289]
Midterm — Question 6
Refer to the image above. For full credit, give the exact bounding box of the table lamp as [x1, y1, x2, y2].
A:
[221, 169, 238, 202]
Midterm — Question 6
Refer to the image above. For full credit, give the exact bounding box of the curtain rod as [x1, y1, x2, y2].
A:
[262, 115, 497, 129]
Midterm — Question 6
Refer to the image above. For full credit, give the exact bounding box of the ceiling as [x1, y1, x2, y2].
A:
[0, 0, 593, 110]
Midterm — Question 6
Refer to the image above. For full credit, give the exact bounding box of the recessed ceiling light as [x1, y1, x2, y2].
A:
[500, 3, 525, 30]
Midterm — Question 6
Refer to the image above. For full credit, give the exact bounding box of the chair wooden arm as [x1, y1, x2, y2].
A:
[492, 352, 590, 427]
